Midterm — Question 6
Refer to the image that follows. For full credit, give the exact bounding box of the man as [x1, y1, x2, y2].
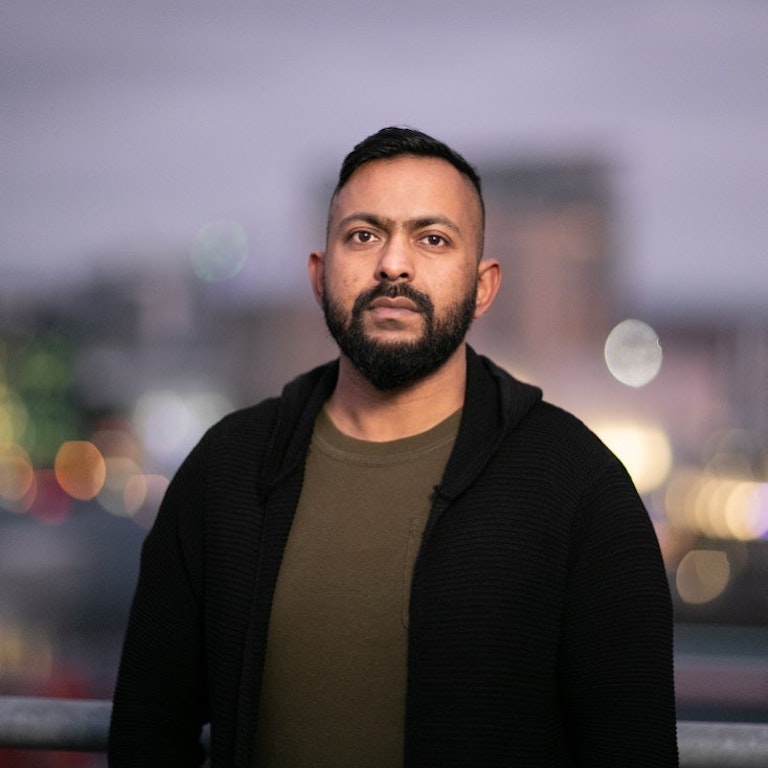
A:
[109, 127, 678, 766]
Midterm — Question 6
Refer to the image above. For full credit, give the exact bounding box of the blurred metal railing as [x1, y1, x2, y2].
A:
[0, 696, 110, 752]
[2, 696, 768, 766]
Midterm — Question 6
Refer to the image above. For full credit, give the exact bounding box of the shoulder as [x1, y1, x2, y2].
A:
[512, 399, 621, 476]
[205, 396, 282, 446]
[182, 357, 338, 484]
[466, 349, 627, 491]
[495, 397, 650, 535]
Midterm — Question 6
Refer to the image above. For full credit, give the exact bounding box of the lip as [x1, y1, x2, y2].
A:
[368, 296, 419, 311]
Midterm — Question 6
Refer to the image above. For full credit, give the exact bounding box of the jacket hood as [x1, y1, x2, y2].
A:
[436, 346, 542, 501]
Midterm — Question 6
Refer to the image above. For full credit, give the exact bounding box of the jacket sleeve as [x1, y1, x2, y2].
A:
[108, 436, 210, 767]
[560, 458, 679, 767]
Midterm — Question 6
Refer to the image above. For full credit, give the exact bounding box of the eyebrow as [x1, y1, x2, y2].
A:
[335, 211, 462, 236]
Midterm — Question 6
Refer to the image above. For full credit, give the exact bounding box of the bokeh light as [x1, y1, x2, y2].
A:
[0, 387, 29, 443]
[0, 441, 35, 512]
[604, 319, 662, 387]
[123, 473, 150, 514]
[27, 469, 72, 525]
[98, 456, 144, 516]
[91, 423, 143, 465]
[592, 419, 673, 494]
[9, 336, 79, 466]
[133, 389, 232, 467]
[665, 468, 768, 541]
[190, 220, 249, 282]
[676, 549, 731, 605]
[0, 625, 54, 684]
[123, 472, 169, 528]
[54, 440, 107, 501]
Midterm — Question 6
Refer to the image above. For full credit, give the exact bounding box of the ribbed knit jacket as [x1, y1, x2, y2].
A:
[108, 346, 678, 767]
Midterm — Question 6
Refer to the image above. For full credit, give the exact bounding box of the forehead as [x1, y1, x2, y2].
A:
[330, 156, 482, 230]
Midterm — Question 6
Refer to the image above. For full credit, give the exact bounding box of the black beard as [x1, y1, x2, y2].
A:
[322, 280, 477, 392]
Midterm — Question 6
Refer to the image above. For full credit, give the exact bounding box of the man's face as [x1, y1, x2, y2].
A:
[311, 155, 485, 391]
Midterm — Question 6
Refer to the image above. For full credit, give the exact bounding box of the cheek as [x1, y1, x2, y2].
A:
[433, 267, 477, 301]
[323, 277, 363, 314]
[326, 262, 370, 297]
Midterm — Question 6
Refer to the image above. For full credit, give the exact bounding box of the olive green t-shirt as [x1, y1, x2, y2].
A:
[253, 407, 461, 768]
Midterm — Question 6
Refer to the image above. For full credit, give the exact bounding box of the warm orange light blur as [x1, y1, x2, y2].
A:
[592, 419, 673, 494]
[54, 440, 107, 501]
[123, 472, 149, 514]
[0, 624, 54, 683]
[676, 549, 731, 605]
[91, 423, 143, 464]
[98, 456, 142, 515]
[126, 473, 169, 529]
[0, 441, 35, 508]
[665, 467, 768, 541]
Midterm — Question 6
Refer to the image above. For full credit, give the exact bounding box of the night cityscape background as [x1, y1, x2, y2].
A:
[2, 1, 767, 764]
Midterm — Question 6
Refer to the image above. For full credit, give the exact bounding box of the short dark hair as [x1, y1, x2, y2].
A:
[331, 126, 485, 253]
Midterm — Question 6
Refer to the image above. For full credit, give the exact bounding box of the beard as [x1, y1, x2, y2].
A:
[322, 279, 477, 392]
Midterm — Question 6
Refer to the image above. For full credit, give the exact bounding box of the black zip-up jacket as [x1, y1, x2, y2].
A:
[109, 346, 678, 766]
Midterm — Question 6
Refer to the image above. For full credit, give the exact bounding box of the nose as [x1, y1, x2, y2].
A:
[375, 234, 413, 282]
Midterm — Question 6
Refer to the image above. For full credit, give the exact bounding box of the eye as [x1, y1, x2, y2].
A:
[349, 230, 378, 244]
[420, 233, 448, 247]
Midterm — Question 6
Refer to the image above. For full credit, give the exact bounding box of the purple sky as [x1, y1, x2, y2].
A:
[3, 1, 767, 314]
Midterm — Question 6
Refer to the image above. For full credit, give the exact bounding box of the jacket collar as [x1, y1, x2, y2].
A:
[438, 346, 542, 501]
[264, 346, 542, 494]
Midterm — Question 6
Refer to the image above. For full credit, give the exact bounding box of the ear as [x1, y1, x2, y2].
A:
[308, 250, 325, 306]
[474, 258, 502, 319]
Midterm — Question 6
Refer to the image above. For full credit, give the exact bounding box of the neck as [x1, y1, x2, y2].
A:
[325, 344, 467, 441]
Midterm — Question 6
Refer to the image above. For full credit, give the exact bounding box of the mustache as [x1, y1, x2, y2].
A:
[352, 282, 434, 316]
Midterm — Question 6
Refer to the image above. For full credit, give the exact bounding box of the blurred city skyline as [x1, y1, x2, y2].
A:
[3, 4, 768, 723]
[3, 1, 767, 315]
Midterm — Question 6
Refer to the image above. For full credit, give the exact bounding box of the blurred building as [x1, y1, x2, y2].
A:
[480, 158, 616, 357]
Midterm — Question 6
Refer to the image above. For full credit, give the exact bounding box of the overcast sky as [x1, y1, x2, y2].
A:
[2, 0, 767, 314]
